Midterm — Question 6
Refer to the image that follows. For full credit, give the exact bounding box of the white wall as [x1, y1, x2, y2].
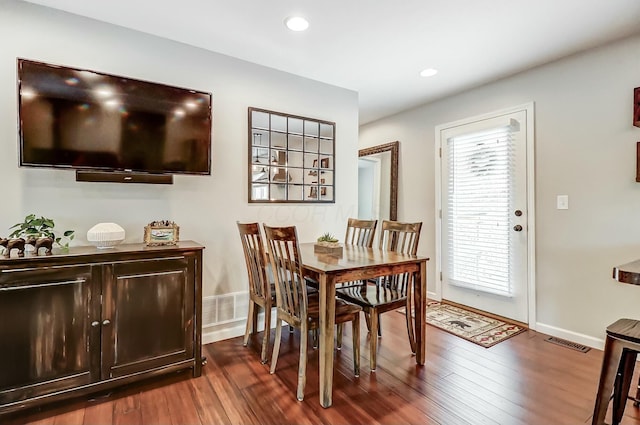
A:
[360, 34, 640, 347]
[0, 1, 359, 332]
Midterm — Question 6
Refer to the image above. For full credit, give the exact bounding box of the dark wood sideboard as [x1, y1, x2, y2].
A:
[0, 241, 204, 416]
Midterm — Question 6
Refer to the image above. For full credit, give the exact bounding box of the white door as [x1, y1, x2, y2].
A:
[437, 104, 534, 324]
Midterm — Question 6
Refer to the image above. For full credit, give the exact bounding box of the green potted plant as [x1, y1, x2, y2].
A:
[8, 214, 75, 249]
[314, 232, 342, 256]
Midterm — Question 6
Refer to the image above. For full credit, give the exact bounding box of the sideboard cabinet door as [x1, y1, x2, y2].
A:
[0, 265, 98, 406]
[100, 256, 194, 379]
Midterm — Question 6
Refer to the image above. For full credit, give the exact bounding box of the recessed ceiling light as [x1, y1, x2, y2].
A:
[420, 68, 438, 77]
[285, 16, 309, 32]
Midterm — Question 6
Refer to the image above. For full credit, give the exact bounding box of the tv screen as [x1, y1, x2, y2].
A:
[17, 59, 212, 175]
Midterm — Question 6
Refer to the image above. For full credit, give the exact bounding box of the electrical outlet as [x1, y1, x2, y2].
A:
[557, 195, 569, 210]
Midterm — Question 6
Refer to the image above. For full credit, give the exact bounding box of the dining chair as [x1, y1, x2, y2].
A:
[307, 218, 377, 346]
[263, 224, 362, 401]
[308, 218, 377, 289]
[336, 220, 422, 371]
[344, 218, 377, 248]
[237, 222, 275, 364]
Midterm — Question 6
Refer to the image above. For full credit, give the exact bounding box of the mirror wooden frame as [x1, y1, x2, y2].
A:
[359, 141, 399, 221]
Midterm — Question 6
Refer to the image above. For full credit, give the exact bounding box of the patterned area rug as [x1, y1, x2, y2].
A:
[423, 302, 526, 348]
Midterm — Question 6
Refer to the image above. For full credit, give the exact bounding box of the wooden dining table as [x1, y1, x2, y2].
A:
[298, 243, 429, 408]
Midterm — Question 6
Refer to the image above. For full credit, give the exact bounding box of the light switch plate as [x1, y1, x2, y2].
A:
[557, 195, 569, 210]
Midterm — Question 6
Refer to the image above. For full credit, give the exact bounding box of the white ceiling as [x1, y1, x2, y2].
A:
[22, 0, 640, 124]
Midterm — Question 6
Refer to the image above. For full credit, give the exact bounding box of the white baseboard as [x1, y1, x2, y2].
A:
[535, 322, 604, 351]
[202, 309, 278, 345]
[203, 322, 246, 345]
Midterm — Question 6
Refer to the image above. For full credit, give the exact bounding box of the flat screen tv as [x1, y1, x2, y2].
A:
[17, 59, 212, 181]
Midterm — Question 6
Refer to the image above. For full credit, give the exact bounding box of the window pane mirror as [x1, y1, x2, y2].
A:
[249, 107, 335, 203]
[357, 141, 399, 221]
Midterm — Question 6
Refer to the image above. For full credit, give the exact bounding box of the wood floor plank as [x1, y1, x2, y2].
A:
[203, 346, 262, 425]
[83, 400, 114, 425]
[163, 379, 203, 425]
[52, 407, 85, 425]
[138, 385, 172, 425]
[112, 395, 141, 425]
[187, 374, 233, 425]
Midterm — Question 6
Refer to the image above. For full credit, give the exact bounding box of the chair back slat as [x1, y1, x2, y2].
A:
[237, 222, 270, 301]
[264, 225, 307, 323]
[344, 218, 377, 248]
[379, 220, 422, 255]
[378, 220, 422, 292]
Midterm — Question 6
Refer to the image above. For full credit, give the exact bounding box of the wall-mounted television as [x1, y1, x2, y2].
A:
[17, 59, 212, 183]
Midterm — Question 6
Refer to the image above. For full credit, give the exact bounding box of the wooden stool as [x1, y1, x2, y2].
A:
[592, 319, 640, 425]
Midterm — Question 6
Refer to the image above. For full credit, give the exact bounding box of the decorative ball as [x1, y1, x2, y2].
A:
[87, 223, 125, 249]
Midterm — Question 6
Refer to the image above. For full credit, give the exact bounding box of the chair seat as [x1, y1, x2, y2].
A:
[336, 283, 407, 310]
[606, 318, 640, 343]
[307, 293, 362, 325]
[305, 276, 368, 290]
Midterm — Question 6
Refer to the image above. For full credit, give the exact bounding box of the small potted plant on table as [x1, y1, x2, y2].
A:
[314, 232, 343, 256]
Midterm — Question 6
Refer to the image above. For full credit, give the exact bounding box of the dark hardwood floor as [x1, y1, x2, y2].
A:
[5, 311, 640, 425]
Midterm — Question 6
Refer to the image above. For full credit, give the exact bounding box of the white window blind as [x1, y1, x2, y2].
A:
[446, 124, 514, 296]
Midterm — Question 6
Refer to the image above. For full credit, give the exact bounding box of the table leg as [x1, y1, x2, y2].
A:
[318, 273, 336, 408]
[414, 260, 427, 365]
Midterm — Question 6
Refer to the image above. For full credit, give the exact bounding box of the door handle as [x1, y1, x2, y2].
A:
[513, 225, 523, 232]
[102, 319, 111, 326]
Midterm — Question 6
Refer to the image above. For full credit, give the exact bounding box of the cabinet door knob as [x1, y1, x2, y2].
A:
[91, 321, 100, 327]
[102, 319, 111, 326]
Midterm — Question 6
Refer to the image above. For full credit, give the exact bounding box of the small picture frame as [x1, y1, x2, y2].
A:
[144, 220, 179, 246]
